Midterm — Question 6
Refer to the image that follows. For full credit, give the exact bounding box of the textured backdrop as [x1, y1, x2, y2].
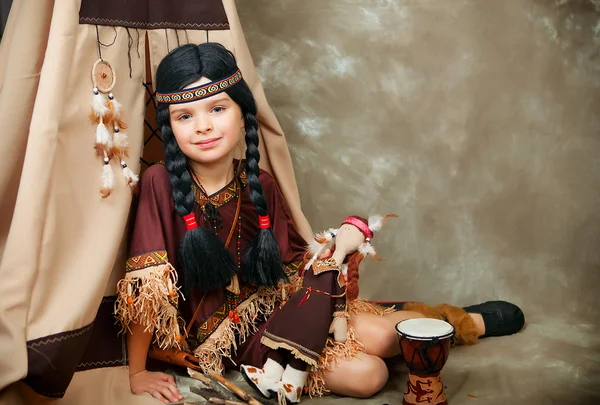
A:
[237, 1, 600, 325]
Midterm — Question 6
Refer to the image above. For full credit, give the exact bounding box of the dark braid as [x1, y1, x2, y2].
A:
[241, 111, 288, 286]
[159, 109, 236, 294]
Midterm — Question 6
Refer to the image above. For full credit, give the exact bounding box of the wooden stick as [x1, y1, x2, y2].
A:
[207, 371, 265, 405]
[187, 369, 238, 402]
[209, 398, 248, 405]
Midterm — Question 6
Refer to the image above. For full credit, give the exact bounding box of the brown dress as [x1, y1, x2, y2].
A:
[261, 258, 347, 365]
[116, 160, 307, 373]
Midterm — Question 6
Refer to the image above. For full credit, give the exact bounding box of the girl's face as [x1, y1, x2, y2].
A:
[169, 77, 244, 165]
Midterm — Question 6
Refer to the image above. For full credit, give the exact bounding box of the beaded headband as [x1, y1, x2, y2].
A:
[155, 70, 243, 104]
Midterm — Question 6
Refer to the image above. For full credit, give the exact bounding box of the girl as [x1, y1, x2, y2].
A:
[116, 43, 524, 404]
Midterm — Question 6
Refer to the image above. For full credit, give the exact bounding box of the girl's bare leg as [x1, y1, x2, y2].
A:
[323, 352, 389, 398]
[350, 310, 486, 358]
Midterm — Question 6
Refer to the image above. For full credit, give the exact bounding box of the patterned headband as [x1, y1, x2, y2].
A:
[155, 69, 243, 104]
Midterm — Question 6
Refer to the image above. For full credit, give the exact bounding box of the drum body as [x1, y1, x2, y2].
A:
[396, 318, 455, 405]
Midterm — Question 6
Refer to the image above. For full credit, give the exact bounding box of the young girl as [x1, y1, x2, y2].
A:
[116, 43, 525, 404]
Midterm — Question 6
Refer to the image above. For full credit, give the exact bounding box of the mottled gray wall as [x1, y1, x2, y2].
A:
[238, 0, 600, 322]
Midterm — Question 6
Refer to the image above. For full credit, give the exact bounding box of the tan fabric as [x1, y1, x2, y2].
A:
[0, 367, 158, 405]
[0, 0, 144, 393]
[0, 0, 312, 398]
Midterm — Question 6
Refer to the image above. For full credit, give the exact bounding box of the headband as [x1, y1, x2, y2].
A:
[341, 216, 373, 240]
[155, 69, 243, 104]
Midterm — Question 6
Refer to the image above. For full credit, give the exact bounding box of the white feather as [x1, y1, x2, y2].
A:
[96, 123, 111, 146]
[112, 98, 122, 117]
[308, 227, 338, 255]
[122, 165, 139, 186]
[92, 93, 109, 117]
[358, 242, 376, 257]
[308, 239, 325, 256]
[368, 215, 384, 233]
[101, 164, 115, 190]
[340, 263, 348, 276]
[113, 130, 129, 150]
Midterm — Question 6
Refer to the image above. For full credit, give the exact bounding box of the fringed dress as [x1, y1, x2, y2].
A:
[115, 159, 395, 396]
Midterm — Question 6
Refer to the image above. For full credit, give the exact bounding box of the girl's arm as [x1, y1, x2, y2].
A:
[127, 322, 183, 404]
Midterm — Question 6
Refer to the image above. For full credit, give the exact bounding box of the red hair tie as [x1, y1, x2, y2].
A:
[183, 213, 198, 231]
[258, 215, 271, 229]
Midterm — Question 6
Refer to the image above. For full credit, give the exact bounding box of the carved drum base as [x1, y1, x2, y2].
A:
[403, 372, 448, 405]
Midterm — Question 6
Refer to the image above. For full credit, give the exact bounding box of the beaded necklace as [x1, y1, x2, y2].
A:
[189, 163, 244, 324]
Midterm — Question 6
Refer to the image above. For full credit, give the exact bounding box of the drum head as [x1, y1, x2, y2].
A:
[395, 318, 454, 341]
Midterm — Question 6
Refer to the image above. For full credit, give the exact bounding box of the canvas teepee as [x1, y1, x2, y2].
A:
[0, 1, 312, 403]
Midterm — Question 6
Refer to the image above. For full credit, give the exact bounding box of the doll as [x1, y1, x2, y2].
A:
[240, 215, 394, 404]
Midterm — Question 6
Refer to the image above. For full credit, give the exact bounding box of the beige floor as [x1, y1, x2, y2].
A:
[5, 313, 598, 405]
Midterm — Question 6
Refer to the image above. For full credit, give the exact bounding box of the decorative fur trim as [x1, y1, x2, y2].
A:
[435, 304, 479, 346]
[115, 263, 186, 350]
[402, 302, 479, 346]
[402, 302, 445, 320]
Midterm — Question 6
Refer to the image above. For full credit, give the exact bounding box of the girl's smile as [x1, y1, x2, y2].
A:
[194, 137, 223, 149]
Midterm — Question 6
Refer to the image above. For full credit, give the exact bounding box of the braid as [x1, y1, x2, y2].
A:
[160, 110, 236, 294]
[241, 111, 288, 286]
[243, 112, 269, 216]
[162, 124, 194, 216]
[345, 252, 364, 302]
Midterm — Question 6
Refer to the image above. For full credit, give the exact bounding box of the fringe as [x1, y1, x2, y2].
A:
[260, 334, 319, 366]
[302, 299, 395, 397]
[115, 263, 186, 350]
[192, 285, 280, 375]
[306, 323, 365, 397]
[348, 299, 396, 316]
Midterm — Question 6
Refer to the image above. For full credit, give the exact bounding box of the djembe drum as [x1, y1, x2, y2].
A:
[395, 318, 455, 405]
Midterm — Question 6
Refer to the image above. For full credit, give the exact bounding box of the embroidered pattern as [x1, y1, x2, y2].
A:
[190, 286, 257, 347]
[192, 162, 248, 209]
[312, 258, 339, 275]
[156, 70, 243, 104]
[126, 250, 168, 272]
[79, 17, 229, 30]
[284, 261, 302, 277]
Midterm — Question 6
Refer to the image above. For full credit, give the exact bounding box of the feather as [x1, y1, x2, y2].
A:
[368, 214, 397, 233]
[367, 215, 384, 233]
[358, 242, 376, 257]
[100, 163, 114, 199]
[122, 163, 139, 187]
[92, 92, 109, 117]
[112, 130, 130, 157]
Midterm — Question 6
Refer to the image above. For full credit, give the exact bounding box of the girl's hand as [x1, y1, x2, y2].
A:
[130, 370, 184, 404]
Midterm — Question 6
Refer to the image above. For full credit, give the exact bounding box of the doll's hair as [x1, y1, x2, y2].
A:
[155, 43, 286, 293]
[342, 216, 370, 301]
[345, 251, 365, 302]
